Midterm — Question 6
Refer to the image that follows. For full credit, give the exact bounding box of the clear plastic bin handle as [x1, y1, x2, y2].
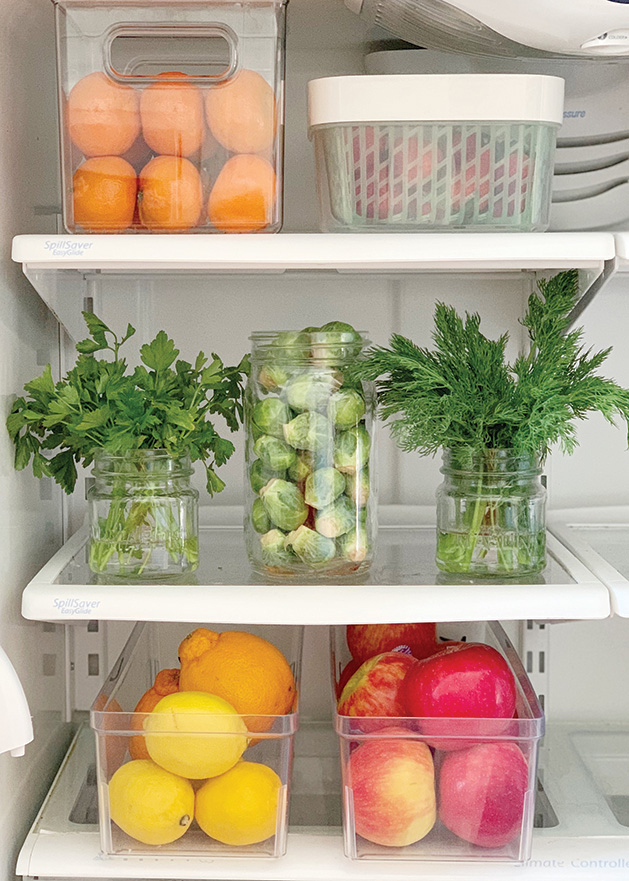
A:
[103, 23, 239, 85]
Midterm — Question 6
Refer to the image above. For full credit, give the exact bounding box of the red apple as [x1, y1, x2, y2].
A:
[347, 727, 436, 846]
[438, 742, 529, 848]
[336, 658, 362, 699]
[432, 639, 467, 654]
[401, 643, 517, 749]
[347, 623, 437, 664]
[338, 652, 419, 720]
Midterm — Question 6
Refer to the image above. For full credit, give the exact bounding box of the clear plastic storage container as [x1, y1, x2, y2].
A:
[331, 621, 544, 862]
[54, 0, 286, 234]
[308, 75, 564, 232]
[91, 621, 302, 857]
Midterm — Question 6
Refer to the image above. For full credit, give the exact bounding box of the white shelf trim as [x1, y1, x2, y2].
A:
[12, 233, 616, 273]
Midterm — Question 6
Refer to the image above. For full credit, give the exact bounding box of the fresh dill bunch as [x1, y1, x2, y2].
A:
[353, 269, 629, 461]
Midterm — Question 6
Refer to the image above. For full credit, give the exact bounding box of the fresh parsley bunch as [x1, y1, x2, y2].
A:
[7, 312, 249, 495]
[354, 269, 629, 461]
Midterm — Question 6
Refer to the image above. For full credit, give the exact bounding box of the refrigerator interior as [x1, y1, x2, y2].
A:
[5, 1, 629, 880]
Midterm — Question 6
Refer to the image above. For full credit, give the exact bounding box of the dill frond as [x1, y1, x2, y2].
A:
[353, 269, 629, 460]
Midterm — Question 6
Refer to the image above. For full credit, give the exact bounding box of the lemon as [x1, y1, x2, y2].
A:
[144, 691, 248, 779]
[108, 759, 194, 846]
[195, 761, 282, 846]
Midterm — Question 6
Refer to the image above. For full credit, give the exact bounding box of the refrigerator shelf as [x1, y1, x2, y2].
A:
[549, 506, 629, 617]
[21, 506, 609, 625]
[17, 721, 629, 881]
[11, 232, 615, 342]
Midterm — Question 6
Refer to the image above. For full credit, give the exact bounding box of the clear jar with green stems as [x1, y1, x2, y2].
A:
[436, 448, 547, 578]
[87, 450, 199, 579]
[245, 326, 377, 578]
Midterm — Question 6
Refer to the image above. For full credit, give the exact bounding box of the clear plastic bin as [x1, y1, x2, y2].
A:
[308, 75, 564, 232]
[91, 621, 302, 857]
[331, 621, 544, 862]
[54, 0, 286, 234]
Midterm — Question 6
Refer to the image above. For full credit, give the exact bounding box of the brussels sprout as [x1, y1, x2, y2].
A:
[260, 478, 308, 532]
[254, 434, 297, 471]
[258, 363, 290, 393]
[257, 332, 309, 392]
[250, 459, 285, 494]
[251, 497, 271, 534]
[252, 397, 291, 439]
[334, 425, 371, 474]
[337, 526, 370, 563]
[288, 452, 314, 483]
[345, 468, 370, 507]
[260, 529, 295, 567]
[312, 321, 363, 364]
[285, 525, 337, 567]
[328, 389, 366, 429]
[315, 495, 356, 538]
[283, 411, 332, 454]
[305, 467, 346, 509]
[284, 372, 341, 413]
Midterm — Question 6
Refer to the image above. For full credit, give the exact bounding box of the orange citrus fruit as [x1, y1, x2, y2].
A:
[178, 628, 296, 732]
[129, 668, 180, 761]
[73, 156, 137, 231]
[68, 72, 140, 157]
[140, 72, 204, 157]
[138, 155, 203, 230]
[208, 154, 276, 232]
[205, 69, 276, 154]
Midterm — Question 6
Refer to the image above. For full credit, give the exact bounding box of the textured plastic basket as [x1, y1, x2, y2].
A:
[332, 621, 544, 862]
[54, 0, 286, 234]
[308, 75, 564, 232]
[91, 622, 302, 858]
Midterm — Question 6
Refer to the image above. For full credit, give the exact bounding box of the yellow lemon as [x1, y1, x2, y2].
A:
[144, 691, 248, 779]
[108, 759, 194, 846]
[195, 761, 282, 846]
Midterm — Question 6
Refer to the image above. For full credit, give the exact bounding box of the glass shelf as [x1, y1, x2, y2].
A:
[21, 506, 609, 625]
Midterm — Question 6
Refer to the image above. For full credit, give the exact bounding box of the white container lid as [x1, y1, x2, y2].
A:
[308, 74, 565, 127]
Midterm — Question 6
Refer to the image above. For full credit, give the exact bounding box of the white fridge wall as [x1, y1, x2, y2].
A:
[0, 1, 70, 880]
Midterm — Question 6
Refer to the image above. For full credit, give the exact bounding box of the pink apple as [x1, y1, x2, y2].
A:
[439, 742, 529, 848]
[401, 643, 517, 749]
[347, 623, 438, 664]
[338, 652, 419, 720]
[347, 727, 436, 847]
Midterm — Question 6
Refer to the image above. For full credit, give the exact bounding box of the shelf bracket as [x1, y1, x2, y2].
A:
[566, 256, 618, 330]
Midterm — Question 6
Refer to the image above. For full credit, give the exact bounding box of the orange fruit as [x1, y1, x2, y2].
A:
[93, 695, 127, 772]
[72, 156, 137, 231]
[208, 154, 276, 232]
[138, 155, 203, 230]
[68, 72, 140, 157]
[205, 69, 276, 154]
[178, 628, 296, 732]
[140, 72, 204, 157]
[129, 668, 180, 761]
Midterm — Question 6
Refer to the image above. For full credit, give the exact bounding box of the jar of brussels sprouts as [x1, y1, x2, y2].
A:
[245, 323, 376, 578]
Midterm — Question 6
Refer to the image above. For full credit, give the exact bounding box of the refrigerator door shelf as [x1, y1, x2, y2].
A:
[21, 506, 610, 626]
[17, 722, 629, 881]
[0, 644, 33, 758]
[11, 233, 615, 343]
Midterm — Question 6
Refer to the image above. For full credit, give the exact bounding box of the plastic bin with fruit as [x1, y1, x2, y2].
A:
[91, 622, 302, 857]
[331, 621, 544, 862]
[308, 75, 564, 232]
[54, 0, 286, 234]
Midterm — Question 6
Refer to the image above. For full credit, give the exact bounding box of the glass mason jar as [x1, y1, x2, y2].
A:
[436, 448, 546, 578]
[87, 450, 199, 579]
[245, 329, 377, 578]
